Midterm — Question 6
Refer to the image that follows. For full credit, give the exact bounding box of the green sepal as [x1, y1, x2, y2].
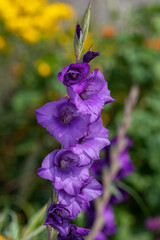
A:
[74, 1, 91, 62]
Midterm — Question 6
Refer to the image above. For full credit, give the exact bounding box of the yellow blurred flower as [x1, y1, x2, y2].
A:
[58, 33, 71, 46]
[0, 36, 6, 49]
[0, 0, 75, 43]
[36, 60, 52, 77]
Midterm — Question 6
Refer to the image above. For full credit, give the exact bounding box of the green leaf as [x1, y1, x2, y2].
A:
[21, 204, 47, 238]
[20, 225, 46, 240]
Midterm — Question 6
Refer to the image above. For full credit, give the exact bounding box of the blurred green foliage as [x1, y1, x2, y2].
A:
[0, 1, 160, 240]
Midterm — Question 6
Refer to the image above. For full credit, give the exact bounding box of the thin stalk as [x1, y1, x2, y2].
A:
[87, 85, 139, 240]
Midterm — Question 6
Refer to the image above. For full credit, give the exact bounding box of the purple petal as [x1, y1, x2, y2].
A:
[83, 51, 100, 63]
[73, 118, 110, 161]
[58, 224, 89, 240]
[57, 190, 84, 219]
[95, 232, 107, 240]
[102, 205, 116, 235]
[82, 177, 103, 201]
[57, 63, 90, 92]
[37, 150, 58, 181]
[76, 24, 81, 40]
[35, 97, 90, 148]
[68, 69, 114, 121]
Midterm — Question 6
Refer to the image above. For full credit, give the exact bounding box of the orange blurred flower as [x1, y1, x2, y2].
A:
[144, 38, 160, 51]
[12, 62, 25, 77]
[0, 236, 12, 240]
[101, 26, 116, 38]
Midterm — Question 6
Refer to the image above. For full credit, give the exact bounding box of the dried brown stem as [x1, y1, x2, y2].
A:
[87, 85, 139, 240]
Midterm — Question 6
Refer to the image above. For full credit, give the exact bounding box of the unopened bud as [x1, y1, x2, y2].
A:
[74, 1, 91, 62]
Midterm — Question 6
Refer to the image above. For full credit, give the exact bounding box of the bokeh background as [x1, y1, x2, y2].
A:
[0, 0, 160, 239]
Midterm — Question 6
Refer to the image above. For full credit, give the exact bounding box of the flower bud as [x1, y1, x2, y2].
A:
[74, 1, 91, 61]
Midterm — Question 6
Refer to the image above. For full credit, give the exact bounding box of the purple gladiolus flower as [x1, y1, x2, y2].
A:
[95, 232, 107, 240]
[72, 117, 110, 164]
[76, 24, 81, 40]
[110, 187, 129, 204]
[57, 177, 103, 219]
[58, 224, 90, 240]
[87, 204, 116, 236]
[68, 68, 114, 122]
[35, 97, 90, 148]
[37, 149, 90, 195]
[105, 137, 134, 180]
[102, 205, 116, 235]
[36, 8, 115, 235]
[145, 217, 160, 231]
[44, 204, 70, 235]
[83, 51, 100, 63]
[58, 63, 90, 94]
[91, 136, 134, 180]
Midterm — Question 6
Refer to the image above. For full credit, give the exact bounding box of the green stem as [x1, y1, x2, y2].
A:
[47, 225, 53, 240]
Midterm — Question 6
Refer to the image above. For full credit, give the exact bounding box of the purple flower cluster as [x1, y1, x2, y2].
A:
[88, 136, 134, 239]
[35, 57, 114, 239]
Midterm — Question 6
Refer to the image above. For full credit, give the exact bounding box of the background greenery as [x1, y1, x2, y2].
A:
[0, 1, 160, 239]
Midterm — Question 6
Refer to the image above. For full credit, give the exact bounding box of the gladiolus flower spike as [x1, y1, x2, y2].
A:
[35, 1, 114, 239]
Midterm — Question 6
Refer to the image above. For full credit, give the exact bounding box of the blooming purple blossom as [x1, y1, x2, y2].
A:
[58, 224, 90, 240]
[58, 63, 90, 94]
[72, 117, 110, 164]
[37, 149, 90, 195]
[44, 204, 70, 235]
[57, 177, 103, 218]
[35, 97, 90, 148]
[68, 68, 114, 122]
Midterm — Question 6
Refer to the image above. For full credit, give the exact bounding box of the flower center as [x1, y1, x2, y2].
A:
[58, 153, 79, 170]
[55, 209, 61, 215]
[59, 157, 70, 169]
[78, 137, 84, 144]
[59, 110, 72, 124]
[68, 72, 78, 79]
[79, 91, 88, 100]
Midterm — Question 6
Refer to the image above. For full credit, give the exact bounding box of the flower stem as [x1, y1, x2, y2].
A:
[87, 85, 139, 240]
[47, 225, 53, 240]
